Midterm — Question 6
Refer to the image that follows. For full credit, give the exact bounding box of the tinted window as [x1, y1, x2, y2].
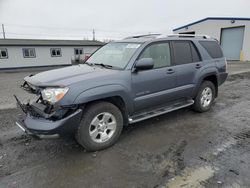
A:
[139, 42, 171, 68]
[199, 41, 223, 58]
[190, 42, 201, 62]
[172, 41, 192, 65]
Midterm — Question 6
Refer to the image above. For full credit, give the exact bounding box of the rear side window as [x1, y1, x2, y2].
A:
[199, 41, 223, 59]
[172, 41, 193, 65]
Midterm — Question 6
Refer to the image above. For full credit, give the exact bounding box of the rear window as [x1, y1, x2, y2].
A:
[199, 41, 223, 59]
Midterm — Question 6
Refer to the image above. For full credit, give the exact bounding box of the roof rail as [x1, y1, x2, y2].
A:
[124, 34, 161, 39]
[123, 33, 212, 40]
[157, 34, 211, 39]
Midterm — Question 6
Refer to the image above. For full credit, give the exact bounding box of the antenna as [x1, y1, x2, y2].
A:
[92, 29, 95, 41]
[2, 24, 6, 39]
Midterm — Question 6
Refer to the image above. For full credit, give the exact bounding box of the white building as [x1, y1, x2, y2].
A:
[173, 17, 250, 61]
[0, 39, 104, 69]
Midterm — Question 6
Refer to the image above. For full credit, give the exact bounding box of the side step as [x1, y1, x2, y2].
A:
[129, 99, 194, 124]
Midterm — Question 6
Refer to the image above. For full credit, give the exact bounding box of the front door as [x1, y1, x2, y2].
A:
[132, 42, 177, 112]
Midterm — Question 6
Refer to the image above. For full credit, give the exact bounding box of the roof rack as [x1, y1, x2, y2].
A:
[123, 33, 212, 40]
[123, 34, 161, 39]
[157, 34, 211, 39]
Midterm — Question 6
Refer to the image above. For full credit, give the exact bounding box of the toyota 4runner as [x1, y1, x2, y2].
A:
[15, 34, 228, 151]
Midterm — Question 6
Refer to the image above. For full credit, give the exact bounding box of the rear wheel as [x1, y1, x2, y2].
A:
[193, 81, 215, 112]
[76, 102, 123, 151]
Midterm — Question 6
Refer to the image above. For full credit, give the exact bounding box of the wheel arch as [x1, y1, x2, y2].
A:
[193, 73, 219, 98]
[75, 90, 130, 126]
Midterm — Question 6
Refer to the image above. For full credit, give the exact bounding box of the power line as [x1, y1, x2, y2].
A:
[6, 32, 90, 37]
[3, 23, 133, 35]
[4, 31, 123, 40]
[0, 23, 159, 40]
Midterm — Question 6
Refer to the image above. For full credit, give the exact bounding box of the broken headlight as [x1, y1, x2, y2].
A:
[41, 87, 69, 104]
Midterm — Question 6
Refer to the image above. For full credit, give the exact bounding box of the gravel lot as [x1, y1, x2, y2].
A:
[0, 63, 250, 188]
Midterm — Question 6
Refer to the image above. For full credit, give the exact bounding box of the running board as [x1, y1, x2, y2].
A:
[129, 99, 194, 124]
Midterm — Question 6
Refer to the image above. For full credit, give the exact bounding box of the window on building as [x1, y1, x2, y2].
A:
[51, 48, 61, 57]
[23, 48, 36, 58]
[199, 41, 223, 59]
[0, 48, 8, 59]
[74, 48, 83, 55]
[139, 42, 171, 68]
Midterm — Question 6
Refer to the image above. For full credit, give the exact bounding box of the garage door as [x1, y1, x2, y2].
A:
[220, 26, 245, 60]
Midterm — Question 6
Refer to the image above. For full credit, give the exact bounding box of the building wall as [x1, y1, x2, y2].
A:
[0, 45, 100, 69]
[173, 20, 250, 61]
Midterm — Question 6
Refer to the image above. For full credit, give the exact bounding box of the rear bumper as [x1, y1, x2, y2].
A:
[218, 72, 228, 85]
[16, 109, 82, 137]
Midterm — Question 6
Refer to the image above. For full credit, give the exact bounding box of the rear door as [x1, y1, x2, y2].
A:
[171, 40, 202, 98]
[131, 42, 177, 112]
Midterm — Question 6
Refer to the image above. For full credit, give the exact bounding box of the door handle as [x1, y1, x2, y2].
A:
[195, 64, 202, 69]
[166, 68, 175, 74]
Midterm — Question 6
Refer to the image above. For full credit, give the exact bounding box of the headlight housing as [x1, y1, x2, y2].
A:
[41, 87, 69, 103]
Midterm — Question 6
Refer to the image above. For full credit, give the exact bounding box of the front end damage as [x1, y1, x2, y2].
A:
[15, 80, 82, 138]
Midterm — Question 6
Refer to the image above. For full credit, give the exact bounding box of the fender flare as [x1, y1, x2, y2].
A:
[73, 84, 133, 114]
[192, 69, 219, 98]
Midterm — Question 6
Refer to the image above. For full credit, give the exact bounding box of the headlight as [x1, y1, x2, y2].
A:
[41, 87, 69, 103]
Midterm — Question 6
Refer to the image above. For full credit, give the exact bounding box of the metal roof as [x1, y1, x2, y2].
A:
[0, 38, 105, 46]
[173, 17, 250, 31]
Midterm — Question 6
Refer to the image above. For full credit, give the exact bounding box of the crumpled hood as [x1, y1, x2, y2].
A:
[24, 64, 118, 87]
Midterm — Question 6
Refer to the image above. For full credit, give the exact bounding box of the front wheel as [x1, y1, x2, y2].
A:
[75, 102, 123, 151]
[193, 81, 215, 112]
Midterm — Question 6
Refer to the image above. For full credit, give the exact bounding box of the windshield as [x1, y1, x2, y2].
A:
[86, 42, 141, 69]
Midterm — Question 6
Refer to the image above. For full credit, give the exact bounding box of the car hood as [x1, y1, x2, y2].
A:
[24, 64, 119, 87]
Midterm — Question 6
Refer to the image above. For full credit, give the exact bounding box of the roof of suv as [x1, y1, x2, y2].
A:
[117, 34, 216, 43]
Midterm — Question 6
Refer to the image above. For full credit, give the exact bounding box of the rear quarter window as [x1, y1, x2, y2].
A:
[199, 41, 223, 59]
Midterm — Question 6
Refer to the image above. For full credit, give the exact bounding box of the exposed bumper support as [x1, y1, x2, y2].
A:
[16, 109, 82, 137]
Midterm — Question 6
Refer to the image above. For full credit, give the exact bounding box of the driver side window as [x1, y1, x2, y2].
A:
[139, 42, 171, 68]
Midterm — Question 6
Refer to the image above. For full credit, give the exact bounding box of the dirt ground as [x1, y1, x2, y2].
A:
[1, 66, 250, 188]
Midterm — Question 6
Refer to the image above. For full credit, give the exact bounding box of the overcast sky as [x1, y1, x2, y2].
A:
[0, 0, 250, 41]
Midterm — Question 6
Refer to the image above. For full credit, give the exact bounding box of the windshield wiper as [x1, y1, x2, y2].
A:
[93, 63, 113, 69]
[84, 62, 94, 66]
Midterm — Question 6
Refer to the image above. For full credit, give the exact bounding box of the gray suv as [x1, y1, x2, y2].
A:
[15, 34, 228, 151]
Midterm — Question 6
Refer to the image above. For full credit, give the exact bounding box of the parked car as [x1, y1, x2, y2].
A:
[15, 34, 228, 151]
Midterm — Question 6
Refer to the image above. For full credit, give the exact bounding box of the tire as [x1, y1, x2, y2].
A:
[193, 81, 216, 112]
[75, 101, 123, 151]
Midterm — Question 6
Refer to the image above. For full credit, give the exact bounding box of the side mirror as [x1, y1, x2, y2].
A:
[135, 58, 154, 71]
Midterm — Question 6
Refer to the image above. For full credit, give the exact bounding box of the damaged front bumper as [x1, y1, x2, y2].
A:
[16, 109, 82, 138]
[14, 94, 82, 138]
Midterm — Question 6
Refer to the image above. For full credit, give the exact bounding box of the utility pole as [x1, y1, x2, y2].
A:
[2, 24, 6, 39]
[92, 29, 95, 41]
